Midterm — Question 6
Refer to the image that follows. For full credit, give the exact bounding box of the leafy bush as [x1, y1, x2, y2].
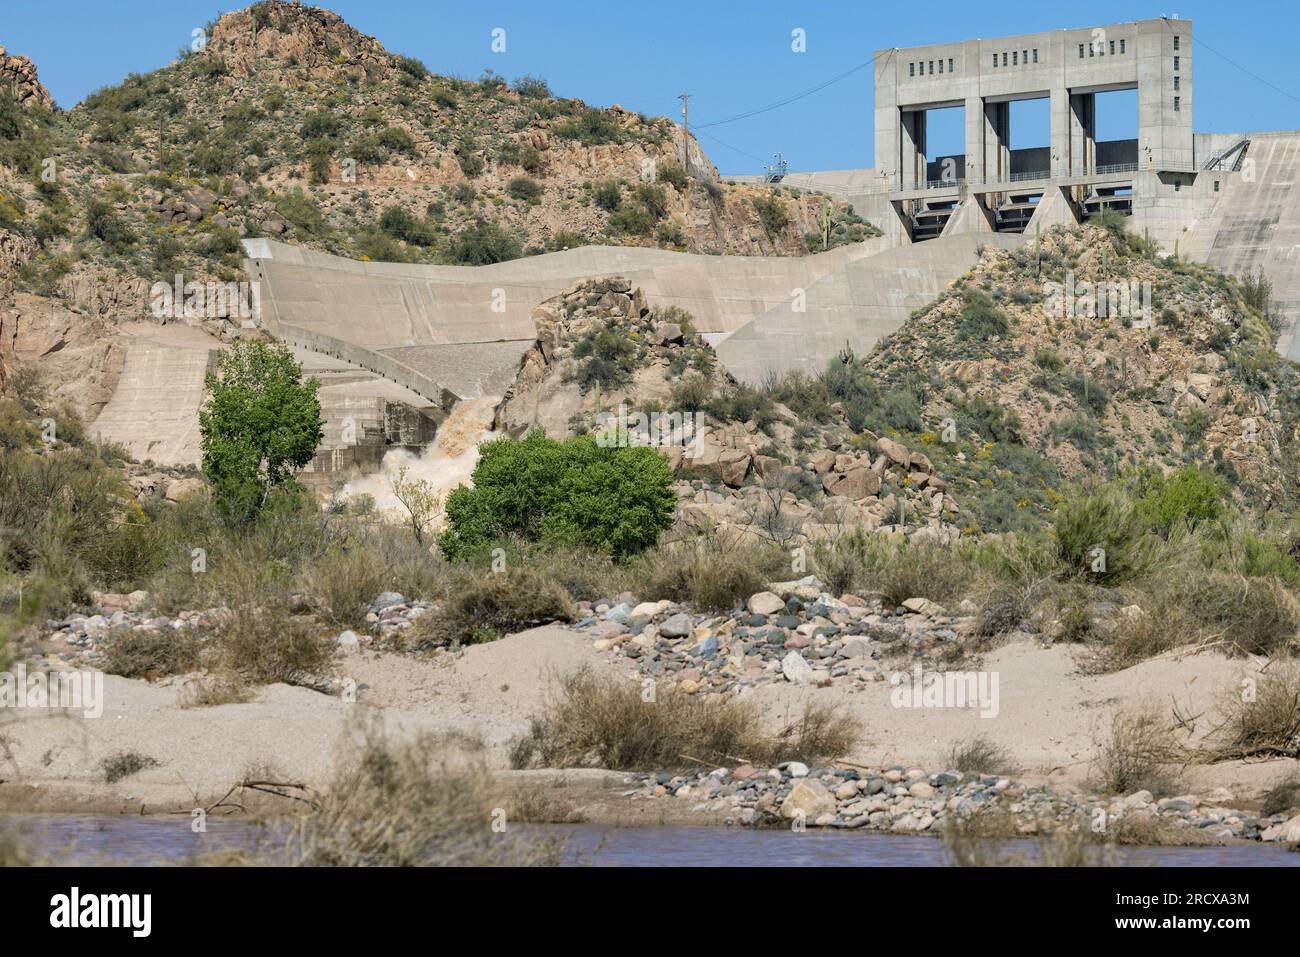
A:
[198, 340, 323, 524]
[438, 431, 675, 561]
[446, 220, 521, 264]
[553, 107, 623, 145]
[955, 289, 1009, 340]
[513, 74, 552, 98]
[506, 176, 543, 202]
[1133, 465, 1225, 537]
[1052, 484, 1149, 585]
[753, 195, 789, 237]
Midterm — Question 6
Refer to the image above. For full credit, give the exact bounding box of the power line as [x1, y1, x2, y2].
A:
[692, 127, 772, 166]
[693, 51, 889, 130]
[1193, 36, 1300, 107]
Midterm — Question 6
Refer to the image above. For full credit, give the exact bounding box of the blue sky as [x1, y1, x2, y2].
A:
[5, 1, 1298, 174]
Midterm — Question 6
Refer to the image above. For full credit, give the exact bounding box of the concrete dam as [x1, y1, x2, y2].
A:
[89, 16, 1300, 486]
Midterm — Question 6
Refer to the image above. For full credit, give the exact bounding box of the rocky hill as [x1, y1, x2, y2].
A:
[846, 223, 1300, 528]
[494, 223, 1300, 543]
[492, 277, 962, 548]
[0, 0, 872, 414]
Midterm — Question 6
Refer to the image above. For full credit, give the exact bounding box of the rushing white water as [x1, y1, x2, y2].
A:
[337, 397, 499, 524]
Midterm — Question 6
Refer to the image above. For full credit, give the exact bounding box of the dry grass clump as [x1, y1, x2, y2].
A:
[758, 700, 862, 767]
[510, 666, 858, 771]
[414, 566, 574, 647]
[297, 547, 396, 629]
[101, 750, 159, 784]
[1104, 570, 1300, 667]
[946, 735, 1016, 775]
[1094, 700, 1184, 797]
[275, 723, 561, 867]
[179, 675, 255, 708]
[628, 536, 785, 613]
[101, 627, 201, 679]
[214, 601, 333, 687]
[872, 541, 982, 609]
[1208, 662, 1300, 760]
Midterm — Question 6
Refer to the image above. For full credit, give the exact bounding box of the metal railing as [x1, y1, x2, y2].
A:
[753, 160, 1194, 199]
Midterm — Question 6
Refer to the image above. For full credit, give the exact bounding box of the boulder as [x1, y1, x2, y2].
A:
[747, 592, 786, 616]
[781, 650, 814, 683]
[823, 467, 881, 501]
[1261, 814, 1300, 843]
[808, 450, 837, 474]
[875, 436, 911, 469]
[658, 613, 693, 639]
[780, 778, 836, 821]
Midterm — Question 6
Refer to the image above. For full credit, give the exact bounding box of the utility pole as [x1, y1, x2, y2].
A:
[678, 93, 690, 173]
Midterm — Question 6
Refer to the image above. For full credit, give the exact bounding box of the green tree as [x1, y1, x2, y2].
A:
[199, 341, 323, 522]
[438, 431, 675, 561]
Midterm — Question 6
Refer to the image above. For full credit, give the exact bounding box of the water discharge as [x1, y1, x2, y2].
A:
[336, 397, 499, 523]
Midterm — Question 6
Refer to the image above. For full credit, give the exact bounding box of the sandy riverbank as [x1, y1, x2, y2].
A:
[1, 627, 1295, 833]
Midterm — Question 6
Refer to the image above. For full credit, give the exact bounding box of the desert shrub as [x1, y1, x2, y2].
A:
[446, 220, 521, 264]
[1052, 484, 1150, 585]
[592, 180, 621, 211]
[607, 200, 653, 236]
[1095, 700, 1181, 796]
[956, 289, 1009, 340]
[510, 667, 857, 771]
[102, 628, 201, 679]
[1179, 572, 1300, 657]
[1211, 664, 1300, 760]
[214, 601, 333, 687]
[870, 541, 980, 608]
[506, 176, 543, 202]
[419, 566, 573, 646]
[570, 330, 634, 393]
[299, 110, 342, 139]
[101, 751, 159, 784]
[656, 162, 689, 190]
[297, 547, 395, 629]
[439, 431, 675, 561]
[946, 735, 1015, 775]
[274, 722, 559, 866]
[1133, 465, 1226, 537]
[629, 536, 784, 612]
[553, 107, 623, 145]
[379, 204, 436, 245]
[83, 198, 136, 251]
[753, 195, 788, 237]
[973, 584, 1031, 637]
[513, 74, 552, 99]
